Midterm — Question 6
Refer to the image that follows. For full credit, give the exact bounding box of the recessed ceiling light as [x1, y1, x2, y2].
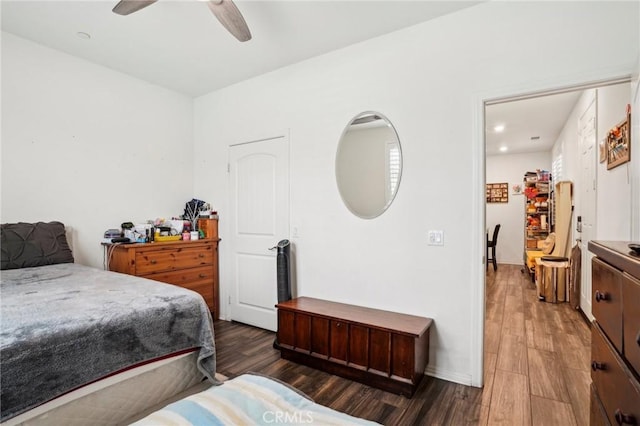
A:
[494, 125, 505, 133]
[76, 32, 91, 40]
[499, 146, 508, 152]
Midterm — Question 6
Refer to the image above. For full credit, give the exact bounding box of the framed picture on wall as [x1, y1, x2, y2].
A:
[486, 183, 509, 203]
[512, 184, 523, 195]
[606, 106, 631, 170]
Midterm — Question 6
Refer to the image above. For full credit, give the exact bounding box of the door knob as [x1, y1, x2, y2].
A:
[595, 290, 608, 302]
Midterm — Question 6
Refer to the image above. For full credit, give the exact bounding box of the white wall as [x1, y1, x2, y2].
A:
[193, 1, 639, 385]
[633, 55, 640, 240]
[486, 152, 551, 265]
[1, 33, 194, 268]
[552, 84, 633, 243]
[552, 89, 595, 245]
[596, 83, 633, 240]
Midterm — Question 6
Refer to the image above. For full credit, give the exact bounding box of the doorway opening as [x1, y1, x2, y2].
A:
[480, 76, 633, 390]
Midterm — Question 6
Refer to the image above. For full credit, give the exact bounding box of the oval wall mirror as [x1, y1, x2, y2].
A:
[335, 111, 403, 219]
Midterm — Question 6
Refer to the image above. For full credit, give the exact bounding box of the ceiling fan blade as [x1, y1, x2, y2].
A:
[112, 0, 158, 16]
[207, 0, 252, 42]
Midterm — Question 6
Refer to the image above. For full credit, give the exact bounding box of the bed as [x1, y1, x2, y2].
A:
[1, 222, 218, 425]
[130, 373, 379, 425]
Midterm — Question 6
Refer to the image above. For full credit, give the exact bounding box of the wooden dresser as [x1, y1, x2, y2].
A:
[588, 241, 640, 425]
[107, 239, 219, 319]
[275, 297, 433, 397]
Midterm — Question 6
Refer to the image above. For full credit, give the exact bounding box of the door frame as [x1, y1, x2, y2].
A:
[578, 95, 598, 320]
[473, 72, 632, 388]
[222, 129, 291, 324]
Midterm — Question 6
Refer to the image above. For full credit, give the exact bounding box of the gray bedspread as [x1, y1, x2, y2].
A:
[0, 263, 217, 422]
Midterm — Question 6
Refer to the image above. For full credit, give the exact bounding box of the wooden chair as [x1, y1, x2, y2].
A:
[486, 224, 501, 271]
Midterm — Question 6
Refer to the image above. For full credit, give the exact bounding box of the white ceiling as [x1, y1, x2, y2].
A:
[1, 0, 482, 97]
[1, 1, 594, 156]
[485, 91, 583, 156]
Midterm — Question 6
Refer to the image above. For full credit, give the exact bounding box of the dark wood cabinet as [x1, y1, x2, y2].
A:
[592, 257, 623, 351]
[275, 297, 433, 397]
[588, 241, 640, 426]
[622, 272, 640, 375]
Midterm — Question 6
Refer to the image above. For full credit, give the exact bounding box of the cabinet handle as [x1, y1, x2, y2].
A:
[595, 290, 608, 302]
[614, 409, 636, 425]
[591, 361, 606, 371]
[199, 273, 207, 279]
[150, 259, 157, 264]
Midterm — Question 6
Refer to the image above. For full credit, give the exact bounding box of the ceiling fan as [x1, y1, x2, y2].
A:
[112, 0, 252, 42]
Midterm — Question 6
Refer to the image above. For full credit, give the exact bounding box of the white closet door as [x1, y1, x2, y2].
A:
[228, 134, 289, 331]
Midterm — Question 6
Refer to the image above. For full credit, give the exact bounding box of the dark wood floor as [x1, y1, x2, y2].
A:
[214, 264, 591, 425]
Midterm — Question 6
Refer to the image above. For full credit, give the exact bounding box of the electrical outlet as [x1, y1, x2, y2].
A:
[428, 230, 444, 246]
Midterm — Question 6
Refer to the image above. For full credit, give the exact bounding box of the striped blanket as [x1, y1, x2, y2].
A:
[131, 373, 379, 425]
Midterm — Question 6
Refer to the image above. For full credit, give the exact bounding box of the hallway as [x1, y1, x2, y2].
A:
[483, 264, 591, 425]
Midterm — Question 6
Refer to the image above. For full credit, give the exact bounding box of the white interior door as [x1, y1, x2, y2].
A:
[578, 98, 597, 320]
[228, 134, 289, 331]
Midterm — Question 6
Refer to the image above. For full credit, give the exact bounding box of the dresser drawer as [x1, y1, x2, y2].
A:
[623, 272, 640, 374]
[592, 258, 623, 351]
[591, 323, 640, 426]
[147, 266, 214, 308]
[135, 244, 214, 274]
[590, 383, 611, 426]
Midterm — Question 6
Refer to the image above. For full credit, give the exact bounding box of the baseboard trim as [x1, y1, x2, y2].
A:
[425, 365, 475, 387]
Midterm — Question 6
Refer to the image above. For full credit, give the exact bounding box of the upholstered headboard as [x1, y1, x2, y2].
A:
[1, 221, 74, 270]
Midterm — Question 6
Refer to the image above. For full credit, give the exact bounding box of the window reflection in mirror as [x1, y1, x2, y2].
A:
[335, 112, 402, 219]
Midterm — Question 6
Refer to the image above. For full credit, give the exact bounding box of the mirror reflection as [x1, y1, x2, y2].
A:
[336, 111, 402, 219]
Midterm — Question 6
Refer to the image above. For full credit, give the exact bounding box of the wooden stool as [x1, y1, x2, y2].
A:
[535, 257, 570, 303]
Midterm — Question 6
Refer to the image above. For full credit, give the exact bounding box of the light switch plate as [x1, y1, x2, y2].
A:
[428, 230, 444, 246]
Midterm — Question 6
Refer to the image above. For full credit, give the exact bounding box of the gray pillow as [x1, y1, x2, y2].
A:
[1, 221, 74, 270]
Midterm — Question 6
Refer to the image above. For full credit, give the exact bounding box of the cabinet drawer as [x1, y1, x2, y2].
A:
[591, 323, 640, 426]
[592, 258, 623, 351]
[147, 266, 214, 306]
[135, 245, 214, 274]
[622, 272, 640, 373]
[590, 384, 611, 426]
[146, 266, 214, 286]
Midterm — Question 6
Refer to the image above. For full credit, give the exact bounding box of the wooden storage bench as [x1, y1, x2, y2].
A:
[275, 297, 433, 397]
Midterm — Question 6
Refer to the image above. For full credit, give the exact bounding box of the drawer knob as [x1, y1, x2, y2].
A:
[198, 253, 205, 258]
[594, 290, 609, 302]
[150, 259, 157, 264]
[614, 409, 636, 425]
[591, 361, 606, 371]
[636, 331, 640, 347]
[199, 273, 207, 279]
